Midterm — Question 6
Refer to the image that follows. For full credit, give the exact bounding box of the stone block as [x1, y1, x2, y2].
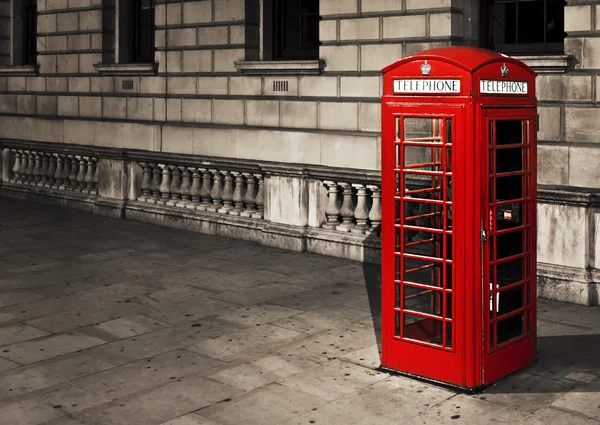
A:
[405, 41, 448, 56]
[168, 29, 197, 47]
[47, 77, 67, 92]
[320, 133, 379, 170]
[127, 97, 154, 121]
[246, 100, 280, 127]
[267, 175, 309, 227]
[94, 121, 158, 151]
[230, 76, 262, 95]
[166, 51, 182, 73]
[38, 54, 57, 74]
[183, 1, 212, 24]
[162, 125, 194, 155]
[155, 29, 166, 48]
[140, 77, 165, 94]
[167, 77, 197, 95]
[565, 107, 600, 143]
[91, 34, 102, 50]
[181, 98, 211, 123]
[91, 77, 114, 93]
[38, 14, 57, 33]
[46, 0, 69, 10]
[406, 0, 451, 9]
[340, 18, 380, 41]
[79, 10, 102, 30]
[230, 25, 246, 44]
[68, 34, 91, 51]
[537, 106, 562, 142]
[580, 37, 600, 69]
[79, 53, 102, 74]
[383, 15, 427, 39]
[212, 99, 244, 125]
[565, 5, 592, 32]
[319, 102, 358, 131]
[17, 95, 35, 114]
[0, 77, 5, 91]
[36, 95, 57, 115]
[155, 3, 166, 25]
[0, 94, 16, 113]
[7, 76, 25, 91]
[102, 97, 126, 119]
[198, 26, 228, 45]
[183, 50, 212, 73]
[167, 98, 182, 122]
[537, 144, 568, 186]
[64, 119, 94, 145]
[192, 127, 237, 157]
[320, 45, 358, 72]
[57, 12, 78, 32]
[79, 96, 102, 118]
[359, 102, 381, 132]
[68, 77, 90, 93]
[568, 145, 600, 188]
[320, 20, 337, 42]
[340, 76, 380, 98]
[234, 128, 321, 164]
[214, 0, 245, 22]
[537, 203, 586, 268]
[57, 54, 79, 73]
[26, 77, 46, 92]
[214, 48, 244, 72]
[58, 95, 79, 117]
[198, 76, 228, 95]
[167, 2, 182, 25]
[48, 35, 67, 51]
[536, 75, 592, 102]
[280, 101, 317, 129]
[320, 0, 358, 16]
[429, 13, 463, 37]
[362, 0, 404, 12]
[298, 76, 338, 98]
[154, 98, 166, 121]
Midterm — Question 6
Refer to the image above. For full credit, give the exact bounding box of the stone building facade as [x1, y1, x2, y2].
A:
[0, 0, 598, 305]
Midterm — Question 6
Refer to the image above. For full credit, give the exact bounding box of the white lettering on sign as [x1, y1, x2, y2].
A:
[480, 80, 528, 95]
[393, 79, 461, 94]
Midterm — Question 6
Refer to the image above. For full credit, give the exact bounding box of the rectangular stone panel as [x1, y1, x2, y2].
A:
[183, 50, 212, 73]
[537, 203, 587, 268]
[360, 42, 403, 71]
[102, 97, 126, 119]
[340, 76, 380, 98]
[320, 0, 358, 16]
[537, 106, 562, 142]
[340, 17, 380, 41]
[319, 101, 358, 130]
[320, 45, 358, 71]
[246, 100, 280, 127]
[568, 145, 600, 188]
[537, 144, 569, 186]
[565, 107, 600, 143]
[320, 20, 337, 42]
[183, 1, 213, 24]
[565, 5, 592, 32]
[182, 98, 212, 123]
[383, 15, 427, 39]
[280, 101, 318, 129]
[298, 76, 337, 97]
[362, 0, 404, 12]
[213, 99, 244, 125]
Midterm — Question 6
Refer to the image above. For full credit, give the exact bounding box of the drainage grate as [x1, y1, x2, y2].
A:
[273, 80, 289, 92]
[121, 80, 134, 90]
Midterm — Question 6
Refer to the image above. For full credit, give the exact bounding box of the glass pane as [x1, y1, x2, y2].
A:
[445, 234, 452, 260]
[404, 257, 442, 287]
[404, 287, 442, 317]
[496, 175, 522, 201]
[404, 146, 443, 172]
[405, 237, 442, 259]
[302, 16, 319, 54]
[518, 1, 545, 44]
[403, 201, 443, 232]
[446, 292, 453, 318]
[395, 311, 400, 336]
[498, 285, 524, 316]
[491, 3, 516, 45]
[546, 0, 565, 43]
[497, 230, 524, 259]
[405, 118, 442, 143]
[283, 17, 302, 53]
[497, 313, 524, 345]
[490, 324, 495, 349]
[496, 147, 523, 173]
[446, 118, 452, 144]
[446, 322, 453, 348]
[302, 0, 319, 14]
[405, 176, 443, 201]
[497, 257, 524, 287]
[404, 314, 443, 345]
[446, 263, 453, 290]
[395, 284, 401, 308]
[496, 120, 523, 145]
[284, 0, 301, 16]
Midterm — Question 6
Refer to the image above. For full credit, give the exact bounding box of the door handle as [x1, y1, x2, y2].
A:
[481, 229, 488, 243]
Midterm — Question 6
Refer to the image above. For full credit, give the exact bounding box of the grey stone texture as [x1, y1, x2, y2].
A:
[0, 199, 598, 425]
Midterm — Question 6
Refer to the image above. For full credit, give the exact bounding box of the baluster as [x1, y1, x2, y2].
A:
[186, 167, 201, 209]
[76, 156, 87, 191]
[240, 173, 257, 218]
[351, 184, 370, 234]
[32, 152, 42, 183]
[19, 150, 28, 184]
[25, 151, 35, 184]
[177, 167, 191, 207]
[206, 170, 223, 213]
[46, 154, 57, 187]
[365, 185, 382, 236]
[39, 153, 49, 186]
[67, 155, 78, 190]
[323, 180, 340, 230]
[138, 162, 151, 201]
[166, 166, 181, 206]
[252, 174, 264, 219]
[218, 171, 234, 213]
[11, 150, 21, 183]
[197, 168, 212, 211]
[60, 155, 71, 189]
[91, 157, 99, 194]
[84, 157, 95, 193]
[229, 172, 245, 216]
[336, 183, 355, 232]
[149, 163, 161, 203]
[54, 155, 64, 187]
[157, 164, 171, 205]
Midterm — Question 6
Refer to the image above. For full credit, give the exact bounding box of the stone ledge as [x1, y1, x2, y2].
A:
[538, 262, 599, 306]
[538, 185, 600, 208]
[0, 65, 38, 76]
[94, 63, 158, 75]
[234, 60, 326, 75]
[511, 55, 572, 74]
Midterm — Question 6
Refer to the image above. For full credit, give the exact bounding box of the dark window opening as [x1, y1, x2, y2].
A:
[273, 0, 319, 60]
[23, 0, 37, 66]
[481, 0, 565, 54]
[132, 0, 154, 63]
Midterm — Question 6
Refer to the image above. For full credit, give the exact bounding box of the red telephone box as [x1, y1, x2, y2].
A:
[380, 47, 537, 390]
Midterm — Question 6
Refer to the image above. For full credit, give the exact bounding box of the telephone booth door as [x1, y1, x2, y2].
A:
[481, 109, 537, 384]
[381, 104, 469, 386]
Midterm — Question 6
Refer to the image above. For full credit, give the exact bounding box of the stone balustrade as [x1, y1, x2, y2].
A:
[322, 180, 381, 236]
[8, 149, 99, 195]
[136, 162, 264, 219]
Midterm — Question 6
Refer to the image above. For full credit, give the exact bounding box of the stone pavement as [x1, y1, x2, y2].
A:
[0, 198, 599, 425]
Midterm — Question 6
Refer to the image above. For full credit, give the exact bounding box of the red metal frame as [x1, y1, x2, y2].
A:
[381, 47, 537, 390]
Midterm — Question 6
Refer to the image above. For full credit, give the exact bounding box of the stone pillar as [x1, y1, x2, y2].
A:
[166, 166, 181, 207]
[84, 157, 95, 192]
[230, 172, 245, 216]
[218, 171, 234, 213]
[177, 167, 191, 207]
[157, 164, 171, 205]
[149, 163, 161, 203]
[198, 168, 213, 211]
[19, 151, 28, 184]
[241, 173, 257, 217]
[92, 158, 99, 194]
[323, 181, 341, 230]
[76, 156, 87, 191]
[54, 155, 64, 187]
[336, 183, 355, 232]
[69, 155, 79, 190]
[187, 167, 201, 209]
[138, 162, 152, 201]
[60, 155, 71, 190]
[253, 174, 264, 219]
[25, 151, 35, 184]
[39, 153, 49, 186]
[366, 185, 382, 236]
[207, 170, 223, 213]
[351, 184, 370, 234]
[32, 152, 42, 183]
[11, 150, 21, 183]
[46, 154, 57, 187]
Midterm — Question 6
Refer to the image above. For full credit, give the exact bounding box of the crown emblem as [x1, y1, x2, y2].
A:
[420, 60, 431, 76]
[501, 63, 509, 77]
